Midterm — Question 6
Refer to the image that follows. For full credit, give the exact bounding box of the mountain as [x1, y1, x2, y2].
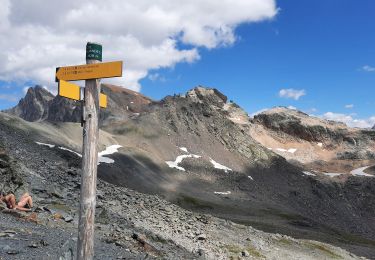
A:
[5, 85, 54, 121]
[373, 124, 375, 129]
[5, 84, 152, 124]
[250, 107, 375, 173]
[1, 85, 375, 259]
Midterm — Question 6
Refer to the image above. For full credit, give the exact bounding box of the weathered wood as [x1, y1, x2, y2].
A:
[77, 53, 101, 259]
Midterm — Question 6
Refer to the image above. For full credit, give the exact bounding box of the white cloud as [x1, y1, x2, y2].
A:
[250, 108, 269, 117]
[279, 88, 306, 100]
[321, 112, 375, 129]
[0, 0, 278, 92]
[345, 104, 354, 109]
[362, 65, 375, 72]
[148, 73, 166, 82]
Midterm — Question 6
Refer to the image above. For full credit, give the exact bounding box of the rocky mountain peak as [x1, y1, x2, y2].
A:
[6, 85, 54, 121]
[186, 86, 227, 107]
[372, 124, 375, 130]
[6, 84, 153, 124]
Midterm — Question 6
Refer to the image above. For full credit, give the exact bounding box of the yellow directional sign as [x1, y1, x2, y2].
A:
[58, 80, 81, 101]
[55, 61, 122, 82]
[99, 93, 107, 108]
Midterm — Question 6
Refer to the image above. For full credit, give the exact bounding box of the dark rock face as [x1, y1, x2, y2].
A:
[372, 124, 375, 130]
[5, 84, 152, 124]
[47, 96, 82, 122]
[6, 86, 54, 121]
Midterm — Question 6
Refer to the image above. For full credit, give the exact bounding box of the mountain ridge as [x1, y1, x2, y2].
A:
[2, 84, 375, 258]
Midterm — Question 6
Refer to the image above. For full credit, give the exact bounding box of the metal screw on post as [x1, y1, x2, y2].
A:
[77, 42, 102, 260]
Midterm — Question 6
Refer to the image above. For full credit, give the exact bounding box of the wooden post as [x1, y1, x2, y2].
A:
[77, 42, 102, 260]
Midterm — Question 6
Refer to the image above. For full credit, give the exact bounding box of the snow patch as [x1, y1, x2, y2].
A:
[350, 166, 374, 177]
[98, 145, 123, 165]
[276, 148, 297, 154]
[179, 147, 188, 153]
[317, 143, 323, 147]
[58, 147, 82, 157]
[166, 154, 201, 171]
[267, 148, 273, 150]
[248, 175, 254, 180]
[35, 142, 55, 148]
[323, 173, 343, 178]
[209, 158, 232, 173]
[99, 145, 122, 157]
[214, 191, 231, 195]
[36, 141, 122, 165]
[303, 171, 316, 176]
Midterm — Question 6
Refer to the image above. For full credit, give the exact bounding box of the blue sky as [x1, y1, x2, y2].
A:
[141, 0, 375, 127]
[0, 0, 374, 127]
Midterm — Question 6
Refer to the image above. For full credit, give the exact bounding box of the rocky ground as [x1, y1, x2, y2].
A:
[0, 111, 367, 259]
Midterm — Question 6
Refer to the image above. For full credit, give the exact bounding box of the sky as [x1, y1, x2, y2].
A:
[0, 0, 374, 128]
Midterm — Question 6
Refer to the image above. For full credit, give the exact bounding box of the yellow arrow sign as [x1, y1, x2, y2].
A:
[58, 80, 107, 108]
[56, 61, 122, 82]
[99, 93, 107, 108]
[59, 80, 81, 101]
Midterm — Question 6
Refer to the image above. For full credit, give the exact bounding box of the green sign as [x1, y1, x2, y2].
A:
[86, 42, 102, 61]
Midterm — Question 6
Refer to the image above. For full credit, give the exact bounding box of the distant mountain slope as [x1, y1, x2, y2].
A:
[5, 86, 54, 121]
[5, 84, 152, 124]
[2, 85, 375, 258]
[249, 107, 375, 173]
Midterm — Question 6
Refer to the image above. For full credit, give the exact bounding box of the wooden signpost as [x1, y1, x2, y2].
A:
[56, 61, 122, 82]
[56, 42, 122, 259]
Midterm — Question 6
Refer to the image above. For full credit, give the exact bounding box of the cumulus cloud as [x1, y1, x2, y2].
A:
[361, 65, 375, 72]
[321, 112, 375, 129]
[250, 108, 269, 118]
[148, 73, 166, 82]
[0, 0, 277, 92]
[279, 88, 306, 100]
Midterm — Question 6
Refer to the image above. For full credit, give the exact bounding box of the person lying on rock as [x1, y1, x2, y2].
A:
[0, 192, 33, 211]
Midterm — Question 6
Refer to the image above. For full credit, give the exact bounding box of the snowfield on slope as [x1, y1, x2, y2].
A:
[35, 142, 122, 164]
[214, 191, 231, 195]
[166, 148, 232, 173]
[166, 154, 201, 171]
[350, 166, 374, 177]
[209, 158, 232, 173]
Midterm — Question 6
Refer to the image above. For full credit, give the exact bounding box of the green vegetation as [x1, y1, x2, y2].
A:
[278, 238, 293, 245]
[304, 241, 342, 259]
[223, 244, 265, 259]
[246, 245, 265, 258]
[260, 208, 305, 221]
[175, 194, 214, 210]
[113, 124, 159, 139]
[224, 244, 242, 254]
